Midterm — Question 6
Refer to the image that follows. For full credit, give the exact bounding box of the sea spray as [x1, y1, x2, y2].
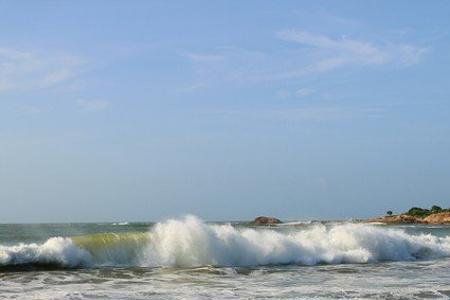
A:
[142, 215, 450, 267]
[1, 216, 450, 269]
[0, 237, 91, 268]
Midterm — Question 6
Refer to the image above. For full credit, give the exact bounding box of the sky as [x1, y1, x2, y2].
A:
[1, 1, 450, 223]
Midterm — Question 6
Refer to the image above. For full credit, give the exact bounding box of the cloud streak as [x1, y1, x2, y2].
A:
[17, 104, 42, 116]
[184, 29, 427, 85]
[76, 99, 110, 111]
[278, 88, 314, 99]
[201, 105, 382, 123]
[0, 48, 85, 93]
[276, 29, 426, 68]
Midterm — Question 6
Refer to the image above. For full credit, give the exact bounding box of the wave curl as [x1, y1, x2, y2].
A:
[1, 216, 450, 270]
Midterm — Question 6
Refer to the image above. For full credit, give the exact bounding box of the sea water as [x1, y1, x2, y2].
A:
[1, 215, 450, 299]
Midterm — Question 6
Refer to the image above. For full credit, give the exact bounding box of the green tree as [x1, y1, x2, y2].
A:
[407, 207, 430, 218]
[386, 210, 393, 216]
[431, 205, 442, 213]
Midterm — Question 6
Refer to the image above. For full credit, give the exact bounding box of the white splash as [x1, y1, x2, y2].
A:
[1, 216, 450, 269]
[0, 237, 91, 267]
[143, 215, 450, 267]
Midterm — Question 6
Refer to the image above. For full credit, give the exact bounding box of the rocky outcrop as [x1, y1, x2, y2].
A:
[367, 212, 450, 225]
[252, 216, 282, 225]
[423, 212, 450, 224]
[379, 214, 426, 224]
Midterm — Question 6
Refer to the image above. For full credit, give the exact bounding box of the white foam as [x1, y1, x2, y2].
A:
[0, 237, 92, 267]
[142, 215, 450, 267]
[112, 222, 129, 226]
[1, 216, 450, 268]
[278, 220, 313, 226]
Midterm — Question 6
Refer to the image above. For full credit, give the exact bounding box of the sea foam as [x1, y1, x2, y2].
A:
[143, 215, 450, 267]
[0, 237, 91, 267]
[1, 216, 450, 269]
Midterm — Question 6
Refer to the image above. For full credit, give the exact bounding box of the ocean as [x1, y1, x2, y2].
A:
[1, 215, 450, 299]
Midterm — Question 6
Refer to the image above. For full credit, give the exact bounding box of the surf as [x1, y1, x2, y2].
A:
[1, 215, 450, 270]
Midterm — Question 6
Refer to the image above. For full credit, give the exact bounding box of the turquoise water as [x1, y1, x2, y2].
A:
[1, 217, 450, 299]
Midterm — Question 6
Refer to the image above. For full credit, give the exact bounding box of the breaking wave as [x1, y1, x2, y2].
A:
[0, 237, 91, 268]
[1, 216, 450, 270]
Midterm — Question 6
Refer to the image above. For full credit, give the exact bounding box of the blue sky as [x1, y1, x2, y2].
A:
[1, 1, 450, 222]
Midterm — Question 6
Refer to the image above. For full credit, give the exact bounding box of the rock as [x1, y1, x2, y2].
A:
[381, 214, 425, 224]
[367, 212, 450, 225]
[423, 212, 450, 224]
[252, 216, 282, 225]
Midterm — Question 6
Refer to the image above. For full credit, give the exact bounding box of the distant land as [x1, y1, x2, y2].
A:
[367, 205, 450, 224]
[251, 205, 450, 226]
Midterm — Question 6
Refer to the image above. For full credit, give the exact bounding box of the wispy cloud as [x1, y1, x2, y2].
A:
[17, 104, 42, 116]
[0, 48, 85, 93]
[183, 29, 427, 85]
[276, 29, 426, 68]
[294, 88, 314, 98]
[278, 88, 314, 99]
[183, 47, 268, 84]
[184, 53, 225, 63]
[266, 106, 377, 122]
[76, 99, 110, 111]
[201, 106, 382, 122]
[179, 82, 209, 93]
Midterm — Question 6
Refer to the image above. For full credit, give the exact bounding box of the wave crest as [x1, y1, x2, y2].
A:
[143, 215, 450, 267]
[0, 237, 91, 268]
[1, 216, 450, 269]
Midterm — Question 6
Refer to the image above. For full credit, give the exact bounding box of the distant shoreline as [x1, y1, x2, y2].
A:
[365, 206, 450, 224]
[252, 206, 450, 226]
[365, 213, 450, 224]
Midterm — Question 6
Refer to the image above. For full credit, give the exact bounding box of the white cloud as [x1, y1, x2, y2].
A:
[0, 48, 85, 93]
[76, 99, 110, 111]
[180, 82, 208, 93]
[278, 88, 314, 99]
[294, 88, 314, 98]
[203, 106, 381, 122]
[184, 30, 426, 85]
[17, 104, 42, 116]
[266, 107, 359, 122]
[184, 53, 225, 62]
[276, 29, 426, 69]
[277, 30, 387, 61]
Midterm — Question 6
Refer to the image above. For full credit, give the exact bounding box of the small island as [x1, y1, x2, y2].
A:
[368, 205, 450, 224]
[251, 216, 283, 226]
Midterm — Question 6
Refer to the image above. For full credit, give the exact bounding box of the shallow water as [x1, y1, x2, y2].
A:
[1, 217, 450, 299]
